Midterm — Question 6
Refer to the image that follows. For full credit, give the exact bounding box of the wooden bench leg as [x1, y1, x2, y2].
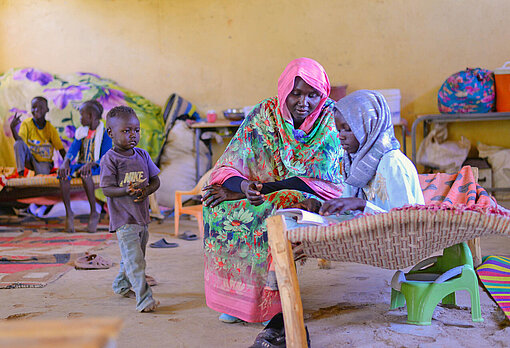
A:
[468, 237, 482, 267]
[468, 168, 483, 268]
[267, 215, 307, 348]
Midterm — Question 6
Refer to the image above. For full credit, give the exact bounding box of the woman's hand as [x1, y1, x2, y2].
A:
[202, 184, 245, 208]
[319, 197, 366, 216]
[240, 180, 264, 206]
[290, 198, 322, 213]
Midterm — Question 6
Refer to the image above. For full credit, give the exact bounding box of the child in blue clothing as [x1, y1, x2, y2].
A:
[100, 106, 160, 312]
[58, 100, 112, 233]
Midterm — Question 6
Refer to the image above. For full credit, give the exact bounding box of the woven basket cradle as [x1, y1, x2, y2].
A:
[285, 207, 510, 270]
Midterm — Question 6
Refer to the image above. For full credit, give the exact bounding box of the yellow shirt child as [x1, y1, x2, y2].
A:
[18, 116, 64, 163]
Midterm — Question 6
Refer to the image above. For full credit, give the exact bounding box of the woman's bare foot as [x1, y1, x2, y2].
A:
[65, 214, 75, 233]
[87, 211, 100, 233]
[141, 299, 159, 312]
[146, 275, 157, 286]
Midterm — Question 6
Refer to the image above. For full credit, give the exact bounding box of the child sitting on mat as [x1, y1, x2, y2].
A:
[100, 106, 160, 312]
[10, 96, 66, 176]
[58, 100, 112, 233]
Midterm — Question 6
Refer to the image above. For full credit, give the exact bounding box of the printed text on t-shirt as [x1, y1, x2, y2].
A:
[119, 171, 146, 187]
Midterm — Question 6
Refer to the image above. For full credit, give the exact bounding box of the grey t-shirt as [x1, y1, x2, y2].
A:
[100, 148, 160, 232]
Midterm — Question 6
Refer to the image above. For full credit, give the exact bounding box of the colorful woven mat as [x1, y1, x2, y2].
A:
[0, 232, 116, 288]
[477, 255, 510, 320]
[0, 215, 108, 233]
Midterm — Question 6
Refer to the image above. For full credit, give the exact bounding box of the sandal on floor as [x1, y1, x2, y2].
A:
[219, 313, 244, 324]
[149, 238, 179, 248]
[249, 313, 311, 348]
[178, 230, 198, 241]
[74, 253, 113, 270]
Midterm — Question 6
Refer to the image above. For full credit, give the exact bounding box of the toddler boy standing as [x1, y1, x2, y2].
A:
[100, 106, 160, 312]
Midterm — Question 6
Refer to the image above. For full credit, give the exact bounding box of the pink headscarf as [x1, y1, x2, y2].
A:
[277, 57, 331, 134]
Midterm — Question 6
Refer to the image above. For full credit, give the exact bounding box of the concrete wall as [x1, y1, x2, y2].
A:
[2, 0, 510, 162]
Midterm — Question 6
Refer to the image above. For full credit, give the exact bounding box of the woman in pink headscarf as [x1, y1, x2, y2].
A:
[201, 58, 343, 324]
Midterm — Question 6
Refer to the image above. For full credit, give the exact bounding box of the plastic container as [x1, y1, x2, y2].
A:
[494, 61, 510, 112]
[375, 89, 401, 124]
[206, 110, 217, 123]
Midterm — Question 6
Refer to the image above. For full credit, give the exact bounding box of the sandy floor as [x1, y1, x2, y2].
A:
[0, 216, 509, 347]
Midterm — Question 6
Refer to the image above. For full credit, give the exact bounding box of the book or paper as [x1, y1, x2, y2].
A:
[275, 208, 330, 226]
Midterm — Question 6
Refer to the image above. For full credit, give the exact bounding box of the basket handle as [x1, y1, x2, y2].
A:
[502, 61, 510, 69]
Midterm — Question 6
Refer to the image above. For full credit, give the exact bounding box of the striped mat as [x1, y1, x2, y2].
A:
[477, 255, 510, 320]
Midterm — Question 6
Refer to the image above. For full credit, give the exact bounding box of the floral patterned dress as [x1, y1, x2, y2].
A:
[203, 97, 343, 323]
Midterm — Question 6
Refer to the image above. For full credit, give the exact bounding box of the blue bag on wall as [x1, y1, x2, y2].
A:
[438, 68, 495, 113]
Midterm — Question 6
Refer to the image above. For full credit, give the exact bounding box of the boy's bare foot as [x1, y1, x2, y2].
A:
[141, 300, 159, 313]
[146, 275, 157, 286]
[122, 290, 136, 298]
[65, 214, 75, 233]
[87, 211, 100, 233]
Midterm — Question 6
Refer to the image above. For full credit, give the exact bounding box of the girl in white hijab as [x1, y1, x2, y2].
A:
[320, 89, 424, 215]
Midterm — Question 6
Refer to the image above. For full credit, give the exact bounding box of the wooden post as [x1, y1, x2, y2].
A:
[468, 167, 482, 267]
[266, 215, 307, 348]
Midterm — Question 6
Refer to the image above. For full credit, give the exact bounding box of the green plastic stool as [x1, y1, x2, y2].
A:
[390, 242, 483, 325]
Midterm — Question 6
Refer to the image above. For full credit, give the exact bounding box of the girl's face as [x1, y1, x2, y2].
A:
[334, 109, 359, 154]
[285, 76, 321, 127]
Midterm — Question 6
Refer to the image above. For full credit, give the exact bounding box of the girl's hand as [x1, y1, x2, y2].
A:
[240, 180, 264, 206]
[202, 184, 245, 208]
[319, 197, 366, 216]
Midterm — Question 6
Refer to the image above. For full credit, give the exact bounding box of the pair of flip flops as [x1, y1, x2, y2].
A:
[149, 231, 197, 248]
[178, 231, 198, 241]
[74, 253, 113, 270]
[150, 238, 179, 248]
